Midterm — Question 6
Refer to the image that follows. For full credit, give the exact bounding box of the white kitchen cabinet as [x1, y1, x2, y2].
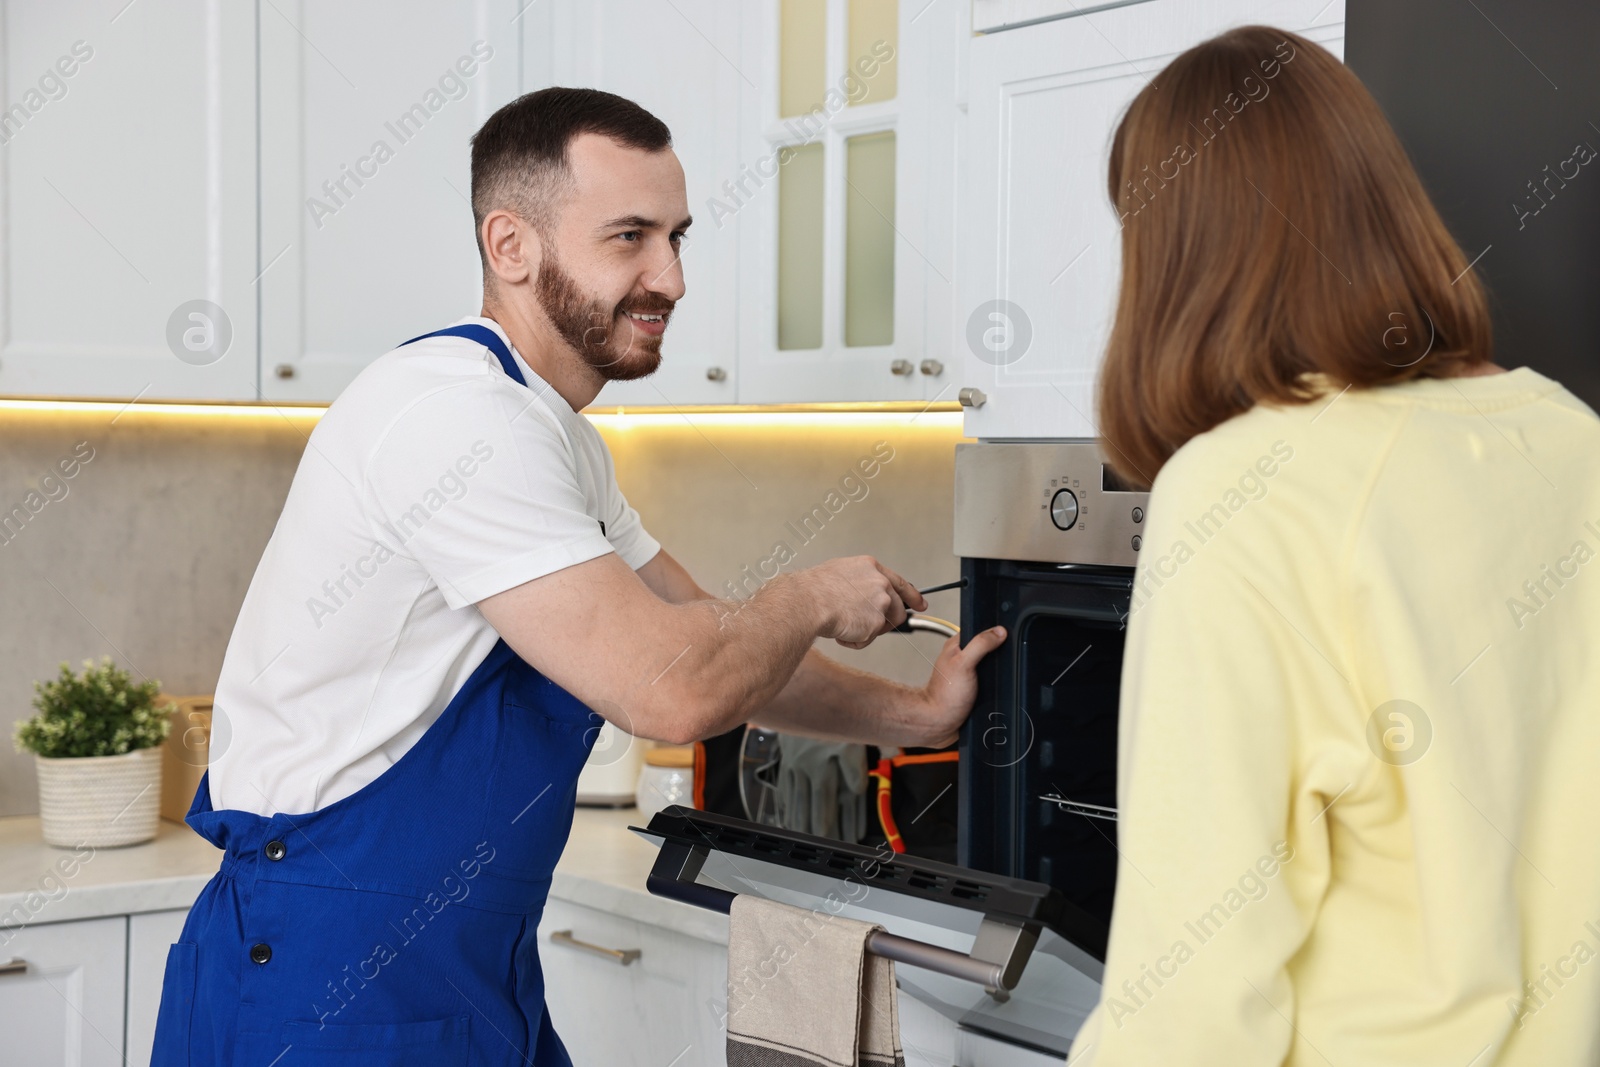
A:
[957, 0, 1345, 440]
[0, 915, 126, 1066]
[257, 0, 522, 401]
[539, 896, 729, 1066]
[973, 0, 1158, 34]
[0, 0, 258, 401]
[733, 0, 967, 405]
[3, 0, 1352, 414]
[521, 0, 747, 409]
[125, 908, 190, 1067]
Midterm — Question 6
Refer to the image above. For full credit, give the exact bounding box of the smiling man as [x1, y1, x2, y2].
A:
[151, 88, 1005, 1066]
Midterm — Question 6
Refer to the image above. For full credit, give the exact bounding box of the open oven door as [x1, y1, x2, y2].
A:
[631, 805, 1109, 1058]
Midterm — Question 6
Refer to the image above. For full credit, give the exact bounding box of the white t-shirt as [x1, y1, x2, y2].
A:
[207, 316, 660, 816]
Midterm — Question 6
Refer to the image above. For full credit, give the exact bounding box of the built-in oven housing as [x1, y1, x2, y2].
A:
[954, 441, 1150, 961]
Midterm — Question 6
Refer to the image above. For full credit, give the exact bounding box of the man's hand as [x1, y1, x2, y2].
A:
[798, 555, 926, 649]
[911, 626, 1009, 748]
[482, 545, 999, 749]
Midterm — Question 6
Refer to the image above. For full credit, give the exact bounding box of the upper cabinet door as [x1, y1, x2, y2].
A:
[258, 0, 521, 402]
[521, 0, 748, 409]
[735, 0, 965, 404]
[0, 0, 257, 400]
[957, 0, 1344, 440]
[970, 0, 1153, 34]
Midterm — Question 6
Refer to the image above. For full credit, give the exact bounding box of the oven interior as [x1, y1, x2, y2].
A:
[959, 557, 1133, 959]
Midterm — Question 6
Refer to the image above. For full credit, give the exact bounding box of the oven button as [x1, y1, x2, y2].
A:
[1050, 489, 1079, 530]
[1132, 507, 1144, 523]
[1131, 534, 1142, 551]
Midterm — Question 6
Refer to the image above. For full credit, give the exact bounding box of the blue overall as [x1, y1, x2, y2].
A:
[151, 325, 599, 1066]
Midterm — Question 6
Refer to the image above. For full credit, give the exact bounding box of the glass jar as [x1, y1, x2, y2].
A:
[635, 746, 695, 821]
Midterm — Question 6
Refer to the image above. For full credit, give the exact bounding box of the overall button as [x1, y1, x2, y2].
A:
[250, 943, 272, 965]
[264, 839, 286, 861]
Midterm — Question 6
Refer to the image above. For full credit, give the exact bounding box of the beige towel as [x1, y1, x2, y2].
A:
[726, 895, 904, 1067]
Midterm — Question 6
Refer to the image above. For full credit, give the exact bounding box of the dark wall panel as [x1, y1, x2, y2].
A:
[1347, 0, 1600, 410]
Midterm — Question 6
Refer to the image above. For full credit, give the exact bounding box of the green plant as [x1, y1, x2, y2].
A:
[13, 657, 174, 759]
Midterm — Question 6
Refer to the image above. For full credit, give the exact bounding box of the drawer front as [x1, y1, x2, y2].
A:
[539, 898, 727, 1066]
[0, 915, 127, 1066]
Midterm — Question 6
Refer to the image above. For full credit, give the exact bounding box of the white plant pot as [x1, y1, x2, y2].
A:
[35, 747, 163, 848]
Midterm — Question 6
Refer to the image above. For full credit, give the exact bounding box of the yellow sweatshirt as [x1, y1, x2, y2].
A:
[1069, 367, 1600, 1066]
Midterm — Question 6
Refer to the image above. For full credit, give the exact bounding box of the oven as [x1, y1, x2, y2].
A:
[638, 441, 1148, 1063]
[955, 441, 1149, 955]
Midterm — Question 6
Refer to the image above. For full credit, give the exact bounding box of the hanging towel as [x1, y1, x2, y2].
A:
[726, 894, 904, 1067]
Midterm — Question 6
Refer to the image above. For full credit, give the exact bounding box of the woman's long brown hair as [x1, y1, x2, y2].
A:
[1097, 26, 1493, 487]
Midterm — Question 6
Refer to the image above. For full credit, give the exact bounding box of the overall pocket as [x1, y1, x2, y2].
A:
[150, 941, 198, 1067]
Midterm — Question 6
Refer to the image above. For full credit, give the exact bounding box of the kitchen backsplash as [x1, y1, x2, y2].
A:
[0, 402, 966, 817]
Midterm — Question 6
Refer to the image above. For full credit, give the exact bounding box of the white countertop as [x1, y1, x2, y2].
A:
[0, 814, 221, 928]
[0, 807, 726, 942]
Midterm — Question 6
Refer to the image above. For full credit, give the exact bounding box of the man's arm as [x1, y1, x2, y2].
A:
[633, 549, 1006, 748]
[478, 547, 935, 746]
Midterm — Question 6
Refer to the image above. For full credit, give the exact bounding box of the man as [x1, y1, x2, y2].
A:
[152, 87, 1005, 1066]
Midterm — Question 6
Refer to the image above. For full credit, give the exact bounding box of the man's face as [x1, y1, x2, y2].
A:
[534, 134, 690, 381]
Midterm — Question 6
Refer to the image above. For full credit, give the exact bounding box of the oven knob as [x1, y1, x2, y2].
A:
[1050, 489, 1079, 530]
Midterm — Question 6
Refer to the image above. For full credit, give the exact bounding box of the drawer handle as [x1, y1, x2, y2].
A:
[549, 930, 641, 966]
[0, 958, 27, 976]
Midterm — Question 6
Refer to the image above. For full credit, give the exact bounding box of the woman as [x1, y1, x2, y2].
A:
[1071, 25, 1600, 1065]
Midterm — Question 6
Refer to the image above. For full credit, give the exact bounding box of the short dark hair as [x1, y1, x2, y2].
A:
[469, 87, 672, 265]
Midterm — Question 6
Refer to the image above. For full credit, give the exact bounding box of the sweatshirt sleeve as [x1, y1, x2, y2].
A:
[1068, 438, 1353, 1065]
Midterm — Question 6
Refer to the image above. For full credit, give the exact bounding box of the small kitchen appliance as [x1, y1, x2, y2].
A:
[575, 720, 647, 807]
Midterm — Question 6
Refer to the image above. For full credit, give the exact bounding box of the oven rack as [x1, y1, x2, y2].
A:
[1038, 795, 1118, 821]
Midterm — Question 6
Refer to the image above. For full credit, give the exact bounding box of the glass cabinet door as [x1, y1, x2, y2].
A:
[737, 0, 961, 404]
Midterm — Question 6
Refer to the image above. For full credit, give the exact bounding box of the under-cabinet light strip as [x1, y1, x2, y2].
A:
[0, 397, 964, 423]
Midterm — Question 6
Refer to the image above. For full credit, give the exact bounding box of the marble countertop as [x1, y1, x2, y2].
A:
[0, 807, 726, 942]
[0, 814, 222, 929]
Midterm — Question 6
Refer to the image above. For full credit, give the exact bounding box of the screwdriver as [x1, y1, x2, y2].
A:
[916, 578, 968, 597]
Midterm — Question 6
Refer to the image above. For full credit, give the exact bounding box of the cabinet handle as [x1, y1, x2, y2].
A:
[0, 958, 27, 976]
[274, 363, 297, 380]
[890, 359, 915, 376]
[705, 366, 727, 382]
[549, 930, 641, 966]
[919, 360, 944, 377]
[958, 387, 988, 408]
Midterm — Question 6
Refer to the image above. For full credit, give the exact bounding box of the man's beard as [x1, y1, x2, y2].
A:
[535, 249, 669, 382]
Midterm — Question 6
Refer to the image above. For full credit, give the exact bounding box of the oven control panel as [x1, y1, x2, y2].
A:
[953, 441, 1150, 567]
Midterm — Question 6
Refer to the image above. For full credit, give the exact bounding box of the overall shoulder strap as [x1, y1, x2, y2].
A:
[399, 323, 526, 387]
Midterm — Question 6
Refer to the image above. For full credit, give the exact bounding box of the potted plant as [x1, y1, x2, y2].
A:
[13, 657, 175, 847]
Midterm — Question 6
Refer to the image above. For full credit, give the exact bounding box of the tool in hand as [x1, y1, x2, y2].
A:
[916, 577, 968, 597]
